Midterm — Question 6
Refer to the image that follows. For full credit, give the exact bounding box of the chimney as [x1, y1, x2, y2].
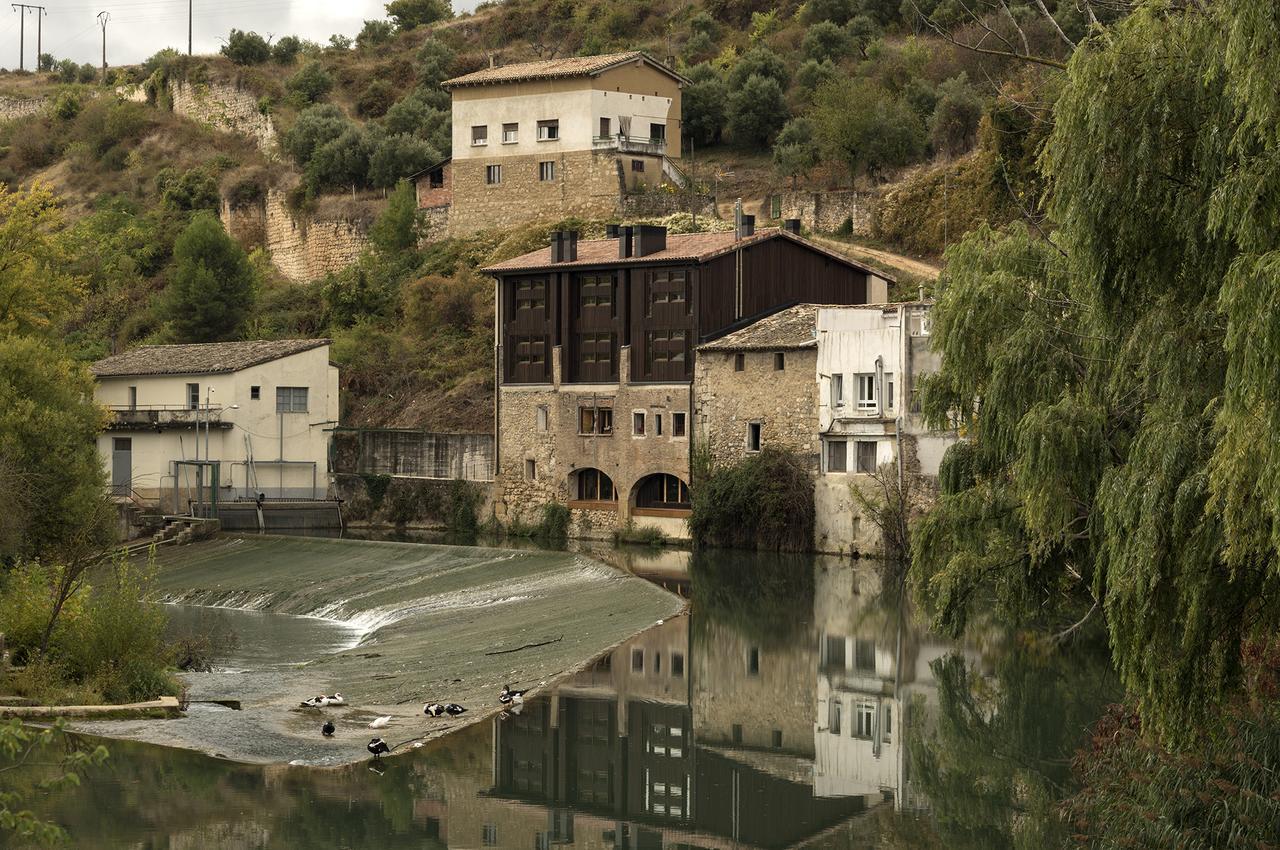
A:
[783, 218, 801, 234]
[488, 53, 496, 69]
[736, 214, 755, 240]
[564, 229, 579, 262]
[605, 223, 620, 239]
[618, 225, 634, 259]
[635, 225, 667, 257]
[549, 231, 564, 263]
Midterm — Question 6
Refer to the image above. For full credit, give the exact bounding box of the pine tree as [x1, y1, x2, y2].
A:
[165, 213, 256, 343]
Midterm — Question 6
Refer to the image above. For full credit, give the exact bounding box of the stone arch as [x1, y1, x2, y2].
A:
[630, 472, 692, 512]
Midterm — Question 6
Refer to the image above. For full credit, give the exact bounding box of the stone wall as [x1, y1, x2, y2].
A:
[693, 347, 821, 470]
[776, 189, 876, 236]
[496, 345, 693, 541]
[449, 149, 639, 236]
[168, 79, 276, 154]
[346, 430, 493, 481]
[621, 190, 717, 220]
[0, 94, 47, 122]
[415, 161, 452, 209]
[221, 189, 371, 283]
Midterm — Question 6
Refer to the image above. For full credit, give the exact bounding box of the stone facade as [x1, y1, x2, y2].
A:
[0, 94, 47, 122]
[693, 347, 821, 471]
[620, 189, 717, 220]
[414, 160, 452, 209]
[220, 189, 371, 283]
[168, 80, 276, 154]
[776, 189, 876, 236]
[496, 345, 692, 541]
[449, 149, 658, 235]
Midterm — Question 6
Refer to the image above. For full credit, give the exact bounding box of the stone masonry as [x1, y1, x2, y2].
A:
[220, 189, 371, 283]
[0, 95, 47, 122]
[777, 189, 876, 236]
[168, 80, 276, 155]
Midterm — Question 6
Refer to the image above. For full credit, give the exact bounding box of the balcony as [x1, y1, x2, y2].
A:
[106, 405, 233, 431]
[592, 134, 667, 156]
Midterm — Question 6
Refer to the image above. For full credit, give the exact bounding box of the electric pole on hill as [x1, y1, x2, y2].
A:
[97, 10, 109, 81]
[10, 4, 46, 71]
[188, 0, 192, 55]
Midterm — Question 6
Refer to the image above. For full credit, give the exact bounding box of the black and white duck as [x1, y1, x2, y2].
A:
[499, 684, 526, 704]
[367, 738, 390, 758]
[321, 720, 335, 737]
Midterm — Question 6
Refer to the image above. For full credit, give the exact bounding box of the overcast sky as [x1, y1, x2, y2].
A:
[0, 0, 480, 69]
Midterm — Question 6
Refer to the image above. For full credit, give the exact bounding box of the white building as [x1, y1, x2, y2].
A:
[814, 303, 956, 554]
[91, 339, 339, 511]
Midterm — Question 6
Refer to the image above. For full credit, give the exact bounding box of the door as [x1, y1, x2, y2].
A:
[111, 437, 132, 496]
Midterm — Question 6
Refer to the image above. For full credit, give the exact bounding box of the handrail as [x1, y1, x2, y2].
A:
[107, 404, 227, 412]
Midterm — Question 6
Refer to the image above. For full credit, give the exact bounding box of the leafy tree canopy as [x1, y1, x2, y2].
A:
[220, 29, 271, 65]
[728, 73, 788, 148]
[164, 213, 257, 342]
[385, 0, 452, 30]
[810, 77, 924, 179]
[0, 183, 83, 337]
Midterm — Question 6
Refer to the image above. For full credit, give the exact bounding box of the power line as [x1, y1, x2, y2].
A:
[96, 8, 107, 78]
[10, 4, 46, 70]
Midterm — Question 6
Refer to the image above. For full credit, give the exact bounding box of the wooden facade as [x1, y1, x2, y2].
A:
[496, 232, 876, 386]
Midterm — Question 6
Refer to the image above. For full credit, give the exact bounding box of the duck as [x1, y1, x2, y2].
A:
[300, 695, 327, 708]
[321, 720, 335, 737]
[444, 703, 467, 716]
[499, 684, 526, 704]
[367, 738, 390, 758]
[369, 715, 392, 729]
[325, 693, 346, 706]
[423, 703, 445, 717]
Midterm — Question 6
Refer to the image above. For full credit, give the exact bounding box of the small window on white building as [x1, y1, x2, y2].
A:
[856, 440, 878, 474]
[826, 439, 847, 473]
[276, 386, 308, 413]
[127, 386, 137, 410]
[829, 699, 842, 735]
[831, 373, 844, 407]
[600, 116, 611, 137]
[471, 125, 488, 145]
[537, 119, 559, 140]
[746, 422, 762, 452]
[502, 122, 518, 143]
[187, 382, 200, 410]
[856, 374, 877, 411]
[649, 122, 666, 142]
[250, 385, 260, 400]
[854, 701, 875, 739]
[885, 373, 895, 410]
[538, 160, 556, 181]
[631, 159, 645, 172]
[485, 164, 502, 185]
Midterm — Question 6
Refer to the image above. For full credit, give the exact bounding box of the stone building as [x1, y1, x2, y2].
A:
[432, 52, 688, 235]
[486, 222, 891, 541]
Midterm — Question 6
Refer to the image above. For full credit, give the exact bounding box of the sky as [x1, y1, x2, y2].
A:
[0, 0, 479, 70]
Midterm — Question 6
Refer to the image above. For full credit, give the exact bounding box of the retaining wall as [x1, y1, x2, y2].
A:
[775, 189, 876, 236]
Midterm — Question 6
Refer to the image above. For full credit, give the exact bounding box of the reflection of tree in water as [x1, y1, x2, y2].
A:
[904, 640, 1118, 849]
[689, 548, 815, 643]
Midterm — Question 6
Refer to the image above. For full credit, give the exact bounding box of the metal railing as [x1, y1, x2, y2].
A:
[592, 134, 667, 156]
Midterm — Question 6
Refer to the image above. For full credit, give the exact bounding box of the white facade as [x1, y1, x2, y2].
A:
[93, 345, 339, 509]
[813, 303, 955, 555]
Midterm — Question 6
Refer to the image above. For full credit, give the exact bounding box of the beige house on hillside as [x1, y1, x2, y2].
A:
[424, 52, 688, 235]
[91, 339, 339, 511]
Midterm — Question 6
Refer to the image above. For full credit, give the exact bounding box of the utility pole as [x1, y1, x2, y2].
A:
[97, 10, 108, 81]
[188, 0, 192, 56]
[11, 5, 46, 71]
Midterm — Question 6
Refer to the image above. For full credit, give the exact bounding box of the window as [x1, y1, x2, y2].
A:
[633, 411, 646, 436]
[732, 724, 743, 744]
[856, 440, 878, 474]
[746, 422, 762, 452]
[747, 647, 760, 676]
[649, 122, 666, 142]
[672, 652, 684, 677]
[883, 704, 893, 742]
[525, 459, 537, 480]
[825, 635, 847, 668]
[772, 730, 783, 749]
[672, 412, 686, 438]
[577, 468, 616, 501]
[127, 386, 137, 410]
[631, 159, 645, 172]
[655, 414, 663, 436]
[829, 699, 842, 735]
[910, 387, 922, 414]
[482, 824, 498, 846]
[886, 373, 895, 410]
[645, 270, 688, 315]
[538, 160, 556, 181]
[854, 701, 875, 739]
[774, 352, 786, 371]
[600, 116, 611, 137]
[471, 125, 488, 145]
[826, 439, 848, 473]
[276, 386, 308, 413]
[632, 648, 644, 672]
[428, 168, 444, 189]
[502, 122, 518, 143]
[576, 332, 616, 378]
[856, 373, 877, 411]
[734, 352, 745, 371]
[513, 277, 547, 316]
[831, 373, 844, 407]
[537, 119, 559, 140]
[654, 652, 662, 674]
[250, 385, 260, 400]
[536, 405, 549, 431]
[855, 639, 876, 672]
[187, 383, 200, 410]
[485, 164, 502, 184]
[635, 474, 690, 509]
[578, 406, 613, 435]
[512, 336, 548, 379]
[645, 329, 689, 379]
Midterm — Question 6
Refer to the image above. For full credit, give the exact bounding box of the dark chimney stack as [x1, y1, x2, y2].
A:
[783, 218, 801, 234]
[605, 223, 620, 239]
[549, 230, 579, 262]
[736, 214, 755, 240]
[635, 225, 667, 257]
[550, 231, 564, 263]
[618, 225, 634, 258]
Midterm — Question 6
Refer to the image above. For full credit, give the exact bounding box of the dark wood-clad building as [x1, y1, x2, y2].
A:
[485, 222, 892, 538]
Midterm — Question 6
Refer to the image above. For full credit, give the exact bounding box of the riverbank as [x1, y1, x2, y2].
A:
[73, 534, 683, 765]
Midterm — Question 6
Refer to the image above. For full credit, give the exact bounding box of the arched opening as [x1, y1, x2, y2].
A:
[632, 473, 691, 515]
[569, 467, 617, 508]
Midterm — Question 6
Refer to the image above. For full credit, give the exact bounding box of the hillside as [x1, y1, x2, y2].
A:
[0, 0, 1086, 432]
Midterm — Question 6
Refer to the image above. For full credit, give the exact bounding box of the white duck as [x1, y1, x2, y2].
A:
[368, 715, 392, 729]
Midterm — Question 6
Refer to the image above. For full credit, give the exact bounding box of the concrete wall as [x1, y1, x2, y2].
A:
[351, 430, 494, 481]
[0, 94, 47, 122]
[220, 189, 371, 283]
[168, 79, 276, 154]
[777, 189, 876, 236]
[93, 347, 338, 507]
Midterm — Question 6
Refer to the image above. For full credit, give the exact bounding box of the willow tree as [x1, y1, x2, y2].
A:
[912, 0, 1280, 741]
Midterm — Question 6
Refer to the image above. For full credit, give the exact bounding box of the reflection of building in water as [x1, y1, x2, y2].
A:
[813, 564, 979, 811]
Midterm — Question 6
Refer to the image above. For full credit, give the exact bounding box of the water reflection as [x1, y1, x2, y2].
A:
[4, 549, 1116, 849]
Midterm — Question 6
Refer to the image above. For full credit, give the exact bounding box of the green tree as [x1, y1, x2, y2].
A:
[220, 29, 271, 65]
[728, 74, 788, 148]
[773, 117, 820, 186]
[37, 52, 54, 72]
[385, 0, 451, 30]
[282, 103, 352, 167]
[0, 721, 109, 845]
[795, 59, 837, 96]
[929, 74, 983, 157]
[157, 166, 219, 212]
[383, 91, 450, 151]
[0, 183, 83, 337]
[682, 65, 728, 147]
[272, 35, 302, 64]
[369, 180, 422, 255]
[357, 19, 396, 49]
[306, 126, 374, 191]
[847, 14, 880, 56]
[368, 132, 439, 189]
[802, 0, 855, 25]
[803, 20, 849, 62]
[286, 60, 333, 104]
[726, 46, 789, 91]
[357, 79, 397, 118]
[811, 77, 923, 180]
[165, 213, 256, 342]
[415, 37, 455, 88]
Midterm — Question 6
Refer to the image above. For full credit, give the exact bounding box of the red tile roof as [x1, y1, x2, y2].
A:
[442, 51, 687, 89]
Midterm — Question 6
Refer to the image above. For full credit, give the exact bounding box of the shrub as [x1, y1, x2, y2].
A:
[802, 0, 855, 25]
[282, 103, 352, 166]
[728, 74, 788, 148]
[158, 166, 219, 212]
[416, 38, 455, 88]
[55, 58, 77, 83]
[726, 46, 789, 91]
[357, 19, 396, 49]
[803, 21, 849, 62]
[773, 117, 820, 185]
[305, 125, 374, 191]
[286, 60, 333, 104]
[930, 74, 984, 157]
[847, 14, 881, 57]
[368, 131, 439, 188]
[385, 0, 452, 30]
[220, 29, 271, 65]
[682, 66, 728, 146]
[76, 63, 97, 84]
[383, 92, 450, 147]
[272, 35, 302, 64]
[52, 90, 82, 120]
[362, 473, 392, 511]
[796, 59, 837, 96]
[357, 79, 397, 118]
[689, 446, 815, 550]
[683, 32, 715, 64]
[369, 180, 424, 253]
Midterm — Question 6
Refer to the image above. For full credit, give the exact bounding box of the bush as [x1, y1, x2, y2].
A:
[383, 92, 450, 147]
[773, 117, 820, 185]
[282, 103, 352, 166]
[682, 31, 715, 64]
[306, 125, 374, 191]
[796, 59, 837, 96]
[357, 79, 397, 118]
[272, 35, 302, 64]
[357, 19, 396, 49]
[930, 74, 984, 157]
[158, 166, 219, 212]
[369, 180, 424, 252]
[689, 446, 815, 550]
[847, 14, 880, 57]
[682, 65, 728, 147]
[76, 63, 97, 84]
[52, 90, 82, 120]
[55, 58, 77, 83]
[728, 74, 788, 148]
[221, 29, 271, 65]
[165, 213, 257, 342]
[811, 77, 925, 180]
[803, 20, 849, 62]
[385, 0, 452, 30]
[286, 61, 333, 104]
[416, 38, 455, 88]
[369, 131, 439, 189]
[726, 46, 789, 91]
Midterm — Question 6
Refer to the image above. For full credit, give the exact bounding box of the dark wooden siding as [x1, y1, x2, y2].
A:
[502, 274, 553, 383]
[568, 271, 621, 382]
[630, 265, 696, 382]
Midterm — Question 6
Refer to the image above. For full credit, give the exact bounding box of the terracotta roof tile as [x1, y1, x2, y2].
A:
[92, 339, 330, 378]
[442, 51, 686, 89]
[698, 305, 821, 352]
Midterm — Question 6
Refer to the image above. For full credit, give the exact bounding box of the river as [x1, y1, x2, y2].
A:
[1, 538, 1117, 849]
